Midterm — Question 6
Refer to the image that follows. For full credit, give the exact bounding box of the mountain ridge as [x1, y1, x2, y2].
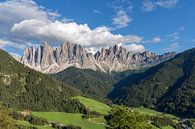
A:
[21, 41, 176, 73]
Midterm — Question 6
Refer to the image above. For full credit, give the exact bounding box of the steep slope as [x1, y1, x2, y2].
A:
[157, 48, 195, 117]
[21, 41, 175, 73]
[0, 49, 83, 112]
[52, 67, 115, 100]
[109, 48, 195, 117]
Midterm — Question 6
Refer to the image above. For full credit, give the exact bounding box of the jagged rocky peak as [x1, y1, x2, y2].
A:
[95, 45, 128, 62]
[21, 46, 36, 65]
[142, 51, 156, 57]
[21, 41, 176, 73]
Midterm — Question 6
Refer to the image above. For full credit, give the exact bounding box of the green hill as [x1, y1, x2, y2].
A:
[52, 67, 115, 100]
[109, 48, 195, 117]
[74, 96, 111, 115]
[52, 66, 144, 102]
[0, 49, 84, 112]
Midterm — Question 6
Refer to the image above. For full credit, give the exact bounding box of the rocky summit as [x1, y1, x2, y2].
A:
[21, 41, 176, 73]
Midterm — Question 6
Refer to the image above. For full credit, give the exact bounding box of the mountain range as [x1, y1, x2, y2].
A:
[21, 41, 176, 73]
[0, 45, 194, 118]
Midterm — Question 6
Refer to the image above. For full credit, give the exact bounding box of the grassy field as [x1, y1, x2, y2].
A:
[136, 107, 177, 118]
[74, 96, 177, 119]
[32, 112, 106, 129]
[74, 96, 111, 115]
[16, 96, 109, 129]
[16, 96, 179, 129]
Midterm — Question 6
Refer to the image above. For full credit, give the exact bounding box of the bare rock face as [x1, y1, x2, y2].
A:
[21, 42, 176, 73]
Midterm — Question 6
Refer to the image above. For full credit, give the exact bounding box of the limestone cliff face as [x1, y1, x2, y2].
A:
[21, 42, 176, 73]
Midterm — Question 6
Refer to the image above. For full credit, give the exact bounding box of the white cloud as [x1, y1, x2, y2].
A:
[61, 17, 74, 23]
[142, 0, 156, 12]
[124, 44, 145, 52]
[109, 0, 133, 12]
[0, 39, 26, 49]
[164, 42, 180, 51]
[142, 36, 161, 44]
[0, 0, 59, 35]
[112, 10, 132, 28]
[0, 0, 144, 52]
[109, 0, 133, 28]
[142, 0, 180, 12]
[153, 37, 161, 43]
[156, 0, 179, 8]
[93, 10, 101, 14]
[167, 32, 179, 41]
[11, 19, 143, 48]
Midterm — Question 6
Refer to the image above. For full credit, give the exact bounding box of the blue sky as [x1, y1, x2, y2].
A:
[0, 0, 194, 56]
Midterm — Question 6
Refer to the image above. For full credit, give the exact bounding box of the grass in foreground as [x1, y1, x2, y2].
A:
[22, 111, 176, 129]
[17, 106, 178, 129]
[74, 96, 111, 115]
[32, 112, 106, 129]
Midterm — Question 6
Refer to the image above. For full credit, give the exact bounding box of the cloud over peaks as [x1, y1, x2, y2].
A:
[0, 0, 58, 34]
[124, 44, 145, 52]
[11, 19, 143, 48]
[0, 0, 143, 52]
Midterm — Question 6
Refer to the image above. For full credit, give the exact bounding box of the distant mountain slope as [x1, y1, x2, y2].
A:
[109, 48, 195, 117]
[21, 41, 175, 73]
[52, 67, 115, 100]
[0, 49, 83, 112]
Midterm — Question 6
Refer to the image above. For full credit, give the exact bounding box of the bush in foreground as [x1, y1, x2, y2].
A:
[105, 106, 152, 129]
[0, 106, 16, 129]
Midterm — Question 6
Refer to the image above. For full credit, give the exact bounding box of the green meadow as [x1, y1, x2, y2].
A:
[74, 96, 111, 115]
[17, 96, 179, 129]
[32, 112, 106, 129]
[136, 107, 177, 118]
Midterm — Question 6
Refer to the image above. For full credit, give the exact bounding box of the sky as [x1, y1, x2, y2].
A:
[0, 0, 194, 56]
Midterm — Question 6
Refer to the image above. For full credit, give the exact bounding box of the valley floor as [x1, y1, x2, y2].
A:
[16, 96, 188, 129]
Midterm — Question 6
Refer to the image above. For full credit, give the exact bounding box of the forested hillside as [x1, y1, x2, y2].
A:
[109, 48, 195, 117]
[52, 67, 115, 100]
[0, 50, 85, 112]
